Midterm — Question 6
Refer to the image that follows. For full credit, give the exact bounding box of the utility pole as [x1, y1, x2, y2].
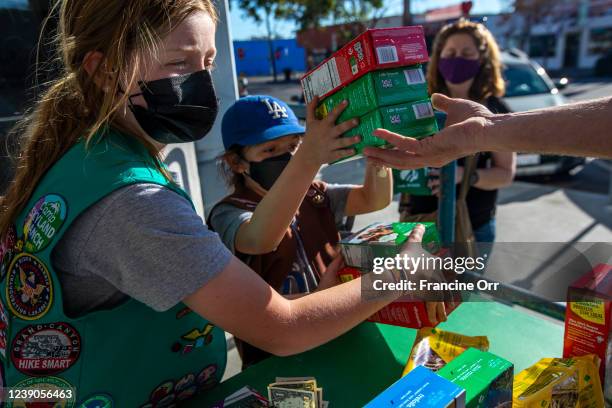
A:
[264, 5, 278, 82]
[402, 0, 412, 26]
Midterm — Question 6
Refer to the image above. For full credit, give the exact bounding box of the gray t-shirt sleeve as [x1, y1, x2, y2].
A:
[325, 183, 356, 226]
[208, 203, 252, 254]
[53, 183, 233, 313]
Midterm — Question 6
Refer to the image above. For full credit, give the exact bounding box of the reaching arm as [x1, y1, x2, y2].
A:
[344, 161, 393, 216]
[235, 98, 359, 254]
[363, 94, 612, 170]
[184, 225, 426, 357]
[472, 151, 515, 191]
[481, 97, 612, 157]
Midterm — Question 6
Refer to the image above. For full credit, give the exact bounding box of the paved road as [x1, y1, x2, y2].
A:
[561, 77, 612, 102]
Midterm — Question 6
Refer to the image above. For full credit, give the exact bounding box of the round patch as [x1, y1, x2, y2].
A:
[174, 373, 195, 393]
[0, 224, 18, 281]
[150, 380, 174, 404]
[196, 363, 218, 391]
[23, 194, 67, 254]
[11, 322, 81, 376]
[7, 376, 75, 408]
[0, 300, 8, 359]
[176, 385, 197, 401]
[77, 393, 114, 408]
[6, 253, 53, 320]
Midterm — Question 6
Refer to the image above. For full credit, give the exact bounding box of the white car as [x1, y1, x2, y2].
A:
[501, 50, 584, 176]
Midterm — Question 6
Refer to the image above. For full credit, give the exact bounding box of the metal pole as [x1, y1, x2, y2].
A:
[195, 0, 239, 219]
[438, 161, 456, 246]
[434, 111, 456, 246]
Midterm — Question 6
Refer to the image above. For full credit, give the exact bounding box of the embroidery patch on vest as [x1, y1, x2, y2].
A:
[0, 299, 8, 359]
[7, 375, 75, 407]
[175, 306, 192, 319]
[144, 380, 175, 407]
[180, 323, 214, 353]
[6, 253, 53, 320]
[140, 371, 202, 408]
[196, 363, 219, 391]
[77, 393, 114, 408]
[175, 373, 198, 401]
[22, 194, 67, 254]
[0, 224, 17, 282]
[11, 322, 81, 376]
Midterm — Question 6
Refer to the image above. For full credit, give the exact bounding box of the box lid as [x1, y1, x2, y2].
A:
[365, 365, 466, 408]
[570, 264, 612, 300]
[438, 348, 513, 405]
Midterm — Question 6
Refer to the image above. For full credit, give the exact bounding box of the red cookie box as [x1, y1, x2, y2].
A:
[337, 266, 461, 328]
[563, 263, 611, 393]
[301, 26, 429, 103]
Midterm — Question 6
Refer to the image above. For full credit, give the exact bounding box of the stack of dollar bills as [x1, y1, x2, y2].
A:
[267, 377, 329, 408]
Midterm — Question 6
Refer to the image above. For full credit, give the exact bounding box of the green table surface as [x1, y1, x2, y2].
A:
[184, 301, 563, 407]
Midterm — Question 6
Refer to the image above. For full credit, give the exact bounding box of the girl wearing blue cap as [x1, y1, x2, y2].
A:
[210, 95, 437, 367]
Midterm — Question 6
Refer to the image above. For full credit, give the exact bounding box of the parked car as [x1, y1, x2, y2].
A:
[594, 50, 612, 77]
[501, 49, 584, 176]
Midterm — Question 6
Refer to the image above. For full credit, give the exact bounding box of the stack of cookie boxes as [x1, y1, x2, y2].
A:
[300, 26, 438, 162]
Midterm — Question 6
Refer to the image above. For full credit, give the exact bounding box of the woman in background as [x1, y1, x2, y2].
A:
[407, 19, 516, 243]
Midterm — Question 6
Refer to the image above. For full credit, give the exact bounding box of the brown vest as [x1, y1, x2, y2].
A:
[210, 181, 340, 291]
[208, 181, 341, 367]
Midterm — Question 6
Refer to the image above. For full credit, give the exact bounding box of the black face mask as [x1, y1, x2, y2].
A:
[246, 152, 292, 190]
[128, 69, 218, 144]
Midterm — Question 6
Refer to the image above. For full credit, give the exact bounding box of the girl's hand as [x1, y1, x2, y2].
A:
[298, 96, 361, 165]
[428, 166, 464, 196]
[316, 255, 344, 291]
[426, 301, 448, 325]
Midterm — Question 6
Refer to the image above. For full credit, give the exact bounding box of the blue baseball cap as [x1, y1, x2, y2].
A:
[221, 95, 305, 150]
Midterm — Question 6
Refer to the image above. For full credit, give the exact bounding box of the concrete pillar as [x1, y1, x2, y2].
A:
[195, 0, 239, 219]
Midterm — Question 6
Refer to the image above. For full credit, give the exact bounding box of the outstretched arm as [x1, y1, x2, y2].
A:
[363, 94, 612, 170]
[344, 161, 393, 216]
[185, 226, 428, 357]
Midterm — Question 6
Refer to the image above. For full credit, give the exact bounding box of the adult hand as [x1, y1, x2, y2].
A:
[363, 94, 493, 169]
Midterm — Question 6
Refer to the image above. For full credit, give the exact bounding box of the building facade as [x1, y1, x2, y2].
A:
[233, 38, 306, 77]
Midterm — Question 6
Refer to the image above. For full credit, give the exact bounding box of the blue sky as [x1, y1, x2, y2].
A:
[230, 0, 506, 40]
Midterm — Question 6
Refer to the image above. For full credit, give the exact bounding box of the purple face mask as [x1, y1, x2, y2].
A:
[438, 57, 481, 84]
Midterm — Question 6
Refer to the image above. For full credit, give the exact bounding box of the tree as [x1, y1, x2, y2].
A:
[287, 0, 384, 30]
[235, 0, 295, 81]
[235, 0, 386, 80]
[507, 0, 557, 51]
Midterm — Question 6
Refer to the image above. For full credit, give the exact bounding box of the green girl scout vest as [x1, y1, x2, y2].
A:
[0, 127, 226, 407]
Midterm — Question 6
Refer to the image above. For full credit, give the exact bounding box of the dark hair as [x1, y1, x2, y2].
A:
[217, 145, 246, 188]
[427, 19, 505, 101]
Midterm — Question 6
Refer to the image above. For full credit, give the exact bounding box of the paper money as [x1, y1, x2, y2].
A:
[268, 386, 316, 408]
[269, 377, 327, 407]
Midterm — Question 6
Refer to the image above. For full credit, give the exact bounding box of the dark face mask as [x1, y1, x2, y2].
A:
[246, 152, 292, 190]
[438, 57, 481, 84]
[128, 69, 218, 144]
